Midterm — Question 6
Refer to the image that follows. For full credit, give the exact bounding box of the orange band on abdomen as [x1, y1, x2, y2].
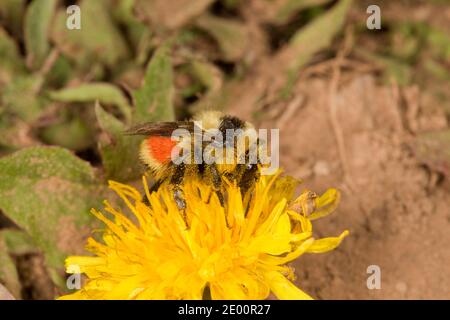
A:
[146, 136, 178, 164]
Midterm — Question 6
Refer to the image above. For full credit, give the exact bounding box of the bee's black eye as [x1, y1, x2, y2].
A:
[219, 116, 245, 133]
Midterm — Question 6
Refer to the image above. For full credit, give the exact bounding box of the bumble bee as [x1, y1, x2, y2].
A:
[126, 111, 265, 212]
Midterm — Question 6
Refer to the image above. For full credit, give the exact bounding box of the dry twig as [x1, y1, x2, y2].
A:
[327, 27, 354, 191]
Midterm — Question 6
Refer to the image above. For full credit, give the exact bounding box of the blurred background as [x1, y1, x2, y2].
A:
[0, 0, 449, 299]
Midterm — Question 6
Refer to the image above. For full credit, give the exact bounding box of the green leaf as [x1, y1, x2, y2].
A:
[95, 103, 142, 181]
[0, 237, 21, 299]
[274, 0, 351, 97]
[134, 0, 214, 30]
[195, 14, 248, 62]
[285, 0, 352, 72]
[0, 28, 26, 84]
[39, 115, 94, 151]
[0, 229, 38, 256]
[190, 81, 234, 114]
[133, 44, 175, 122]
[0, 0, 26, 38]
[45, 55, 75, 88]
[0, 117, 36, 150]
[188, 60, 225, 112]
[49, 83, 132, 122]
[24, 0, 57, 69]
[424, 59, 450, 81]
[273, 0, 333, 24]
[51, 0, 130, 70]
[113, 0, 152, 64]
[189, 60, 223, 91]
[427, 26, 450, 62]
[355, 49, 412, 86]
[0, 147, 106, 271]
[2, 75, 47, 122]
[411, 130, 450, 177]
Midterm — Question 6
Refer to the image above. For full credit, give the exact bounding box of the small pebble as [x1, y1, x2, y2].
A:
[313, 160, 331, 176]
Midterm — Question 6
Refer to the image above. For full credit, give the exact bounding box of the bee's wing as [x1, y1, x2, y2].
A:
[124, 121, 198, 137]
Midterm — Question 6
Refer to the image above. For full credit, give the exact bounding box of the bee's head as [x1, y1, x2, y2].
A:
[220, 115, 257, 161]
[195, 110, 257, 153]
[194, 111, 251, 131]
[218, 115, 246, 133]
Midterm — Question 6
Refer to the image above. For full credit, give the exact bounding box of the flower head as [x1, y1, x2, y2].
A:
[59, 170, 348, 300]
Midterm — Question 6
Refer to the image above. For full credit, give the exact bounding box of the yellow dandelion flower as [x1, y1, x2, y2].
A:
[58, 170, 348, 300]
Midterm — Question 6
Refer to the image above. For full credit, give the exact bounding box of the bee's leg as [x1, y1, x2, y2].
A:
[205, 164, 229, 227]
[174, 188, 188, 229]
[142, 195, 151, 207]
[171, 164, 188, 227]
[209, 164, 225, 207]
[173, 186, 186, 211]
[142, 178, 165, 206]
[238, 163, 259, 195]
[202, 284, 212, 300]
[237, 163, 258, 218]
[150, 179, 164, 193]
[215, 190, 225, 207]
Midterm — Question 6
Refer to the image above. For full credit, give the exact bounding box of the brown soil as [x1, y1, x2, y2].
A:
[16, 254, 56, 300]
[57, 216, 91, 256]
[230, 71, 450, 299]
